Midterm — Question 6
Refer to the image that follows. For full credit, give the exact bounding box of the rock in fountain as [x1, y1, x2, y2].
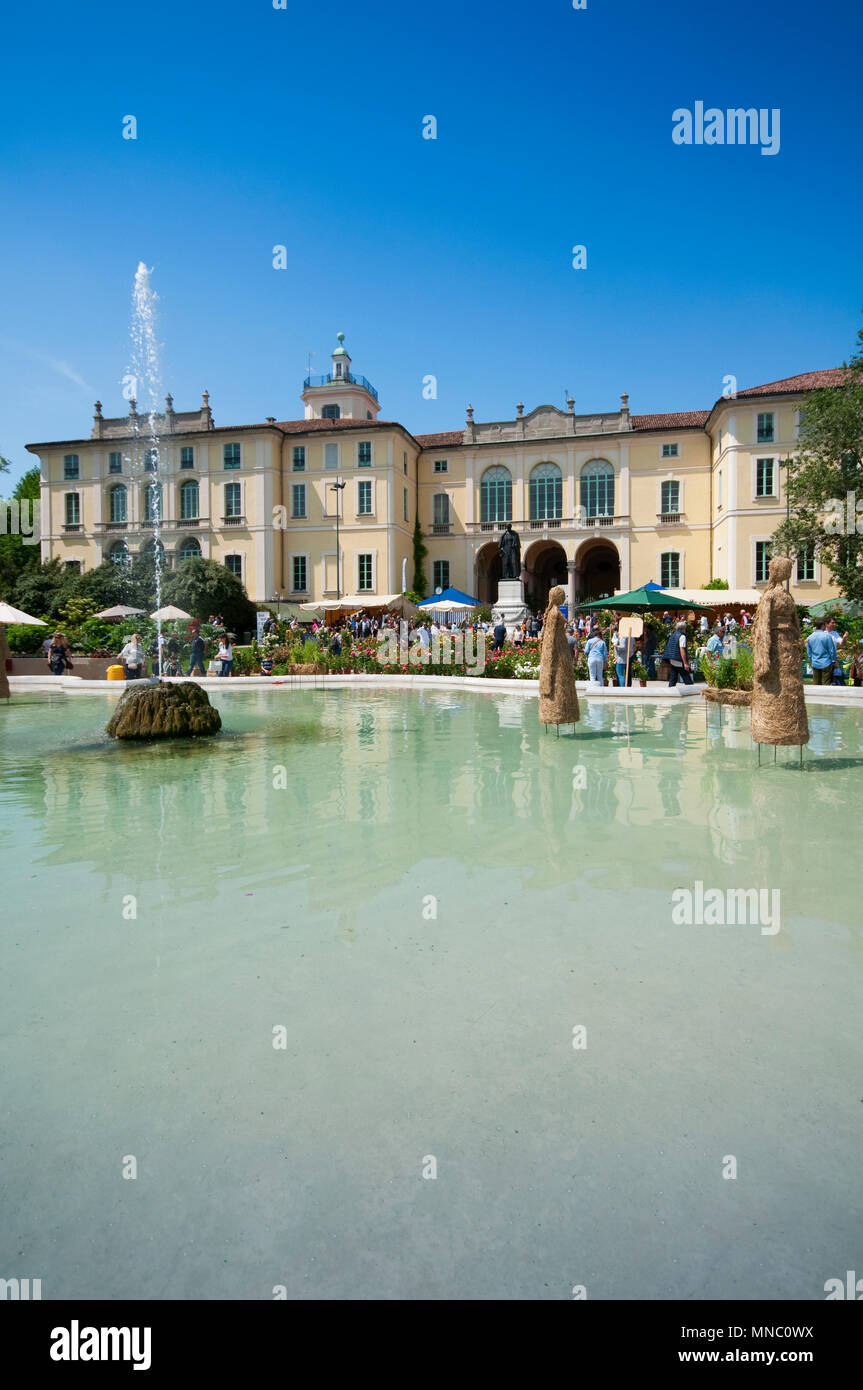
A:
[106, 682, 221, 740]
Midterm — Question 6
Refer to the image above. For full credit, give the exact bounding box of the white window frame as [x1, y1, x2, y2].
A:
[224, 553, 243, 580]
[292, 446, 306, 472]
[356, 478, 374, 517]
[321, 550, 340, 595]
[433, 459, 449, 473]
[795, 546, 819, 585]
[64, 491, 81, 525]
[753, 455, 778, 499]
[223, 480, 243, 519]
[432, 492, 451, 526]
[356, 550, 376, 593]
[433, 559, 451, 591]
[291, 482, 307, 519]
[290, 552, 310, 593]
[658, 476, 683, 515]
[755, 411, 775, 445]
[660, 442, 679, 459]
[658, 549, 683, 588]
[324, 442, 340, 470]
[752, 536, 773, 585]
[356, 440, 373, 468]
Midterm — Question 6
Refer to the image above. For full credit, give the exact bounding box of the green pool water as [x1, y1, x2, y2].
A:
[1, 687, 861, 1300]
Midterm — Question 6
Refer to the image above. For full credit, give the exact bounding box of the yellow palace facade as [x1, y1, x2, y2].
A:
[27, 337, 843, 611]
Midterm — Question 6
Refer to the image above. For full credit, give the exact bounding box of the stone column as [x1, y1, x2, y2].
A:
[567, 559, 577, 614]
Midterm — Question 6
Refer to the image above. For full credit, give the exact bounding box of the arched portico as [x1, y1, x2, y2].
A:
[523, 539, 568, 609]
[575, 539, 620, 600]
[475, 540, 503, 605]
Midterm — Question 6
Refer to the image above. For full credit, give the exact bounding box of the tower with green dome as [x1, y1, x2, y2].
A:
[301, 333, 381, 421]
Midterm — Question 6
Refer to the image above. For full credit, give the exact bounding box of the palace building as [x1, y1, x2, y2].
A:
[27, 337, 843, 611]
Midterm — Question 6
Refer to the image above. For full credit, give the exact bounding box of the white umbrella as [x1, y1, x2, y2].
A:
[150, 605, 192, 621]
[0, 603, 48, 700]
[96, 605, 146, 620]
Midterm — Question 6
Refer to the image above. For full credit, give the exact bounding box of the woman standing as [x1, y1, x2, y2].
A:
[46, 632, 72, 677]
[218, 634, 234, 677]
[118, 633, 145, 680]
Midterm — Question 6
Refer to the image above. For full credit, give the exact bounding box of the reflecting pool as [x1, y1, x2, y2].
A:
[1, 688, 861, 1299]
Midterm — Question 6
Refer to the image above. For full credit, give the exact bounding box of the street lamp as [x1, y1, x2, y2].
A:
[330, 480, 346, 599]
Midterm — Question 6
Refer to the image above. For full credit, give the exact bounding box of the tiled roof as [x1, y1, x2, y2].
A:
[631, 411, 711, 430]
[274, 417, 401, 433]
[732, 368, 849, 397]
[414, 431, 465, 448]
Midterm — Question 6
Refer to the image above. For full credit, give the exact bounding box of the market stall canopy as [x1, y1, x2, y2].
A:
[421, 599, 475, 614]
[578, 586, 710, 612]
[806, 596, 863, 618]
[301, 594, 417, 616]
[663, 588, 762, 607]
[0, 603, 48, 626]
[417, 587, 478, 609]
[150, 605, 193, 621]
[96, 605, 147, 620]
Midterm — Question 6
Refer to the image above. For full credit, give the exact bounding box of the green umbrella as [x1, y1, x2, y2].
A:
[577, 586, 710, 612]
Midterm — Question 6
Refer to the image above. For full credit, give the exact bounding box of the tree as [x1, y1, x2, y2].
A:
[773, 321, 863, 600]
[161, 558, 256, 632]
[411, 519, 428, 598]
[11, 559, 74, 621]
[701, 578, 729, 589]
[0, 465, 41, 595]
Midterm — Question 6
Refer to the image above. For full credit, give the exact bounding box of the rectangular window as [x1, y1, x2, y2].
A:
[224, 443, 241, 470]
[358, 480, 373, 515]
[757, 412, 774, 443]
[225, 555, 242, 578]
[109, 451, 122, 473]
[64, 454, 79, 479]
[433, 560, 450, 591]
[325, 443, 339, 470]
[292, 555, 308, 592]
[403, 451, 408, 475]
[755, 540, 772, 583]
[661, 480, 680, 513]
[433, 494, 450, 525]
[224, 482, 242, 518]
[292, 446, 305, 471]
[144, 449, 158, 471]
[64, 560, 81, 574]
[403, 488, 408, 522]
[357, 441, 372, 466]
[796, 409, 806, 439]
[661, 444, 679, 458]
[291, 483, 306, 518]
[65, 493, 80, 525]
[434, 459, 448, 473]
[181, 446, 194, 469]
[144, 484, 162, 522]
[358, 554, 373, 591]
[660, 552, 680, 587]
[756, 457, 776, 497]
[796, 546, 815, 582]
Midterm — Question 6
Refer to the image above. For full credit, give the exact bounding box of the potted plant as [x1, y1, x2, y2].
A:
[631, 659, 648, 687]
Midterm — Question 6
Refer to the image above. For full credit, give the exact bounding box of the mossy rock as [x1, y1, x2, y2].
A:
[106, 681, 222, 739]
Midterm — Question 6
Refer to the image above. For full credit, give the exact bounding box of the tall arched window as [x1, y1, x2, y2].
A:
[480, 466, 512, 524]
[179, 537, 201, 562]
[580, 460, 615, 518]
[529, 462, 563, 521]
[142, 537, 164, 558]
[109, 484, 127, 523]
[180, 479, 199, 520]
[109, 541, 130, 566]
[322, 404, 340, 419]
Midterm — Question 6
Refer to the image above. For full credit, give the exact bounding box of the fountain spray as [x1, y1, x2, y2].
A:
[128, 262, 163, 673]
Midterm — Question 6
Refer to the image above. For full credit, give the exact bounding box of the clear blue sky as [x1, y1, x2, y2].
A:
[1, 0, 861, 486]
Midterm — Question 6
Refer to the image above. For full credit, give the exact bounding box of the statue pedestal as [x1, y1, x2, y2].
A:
[492, 579, 528, 637]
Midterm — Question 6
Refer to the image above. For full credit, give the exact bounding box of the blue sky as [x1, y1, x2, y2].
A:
[1, 0, 861, 486]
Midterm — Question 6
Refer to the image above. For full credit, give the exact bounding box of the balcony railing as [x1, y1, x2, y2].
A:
[221, 515, 246, 526]
[530, 518, 562, 529]
[303, 372, 379, 403]
[432, 523, 452, 534]
[63, 523, 82, 531]
[658, 512, 683, 525]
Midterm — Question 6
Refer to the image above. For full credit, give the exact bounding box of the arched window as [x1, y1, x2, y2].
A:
[580, 460, 615, 518]
[322, 404, 340, 419]
[179, 537, 201, 562]
[529, 462, 563, 521]
[480, 466, 512, 524]
[142, 537, 165, 557]
[180, 479, 199, 520]
[109, 484, 127, 523]
[109, 541, 130, 566]
[144, 483, 162, 523]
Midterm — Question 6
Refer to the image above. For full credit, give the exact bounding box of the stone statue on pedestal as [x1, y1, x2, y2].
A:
[499, 524, 521, 580]
[751, 556, 809, 746]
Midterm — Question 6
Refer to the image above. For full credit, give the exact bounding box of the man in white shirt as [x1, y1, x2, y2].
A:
[119, 634, 145, 680]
